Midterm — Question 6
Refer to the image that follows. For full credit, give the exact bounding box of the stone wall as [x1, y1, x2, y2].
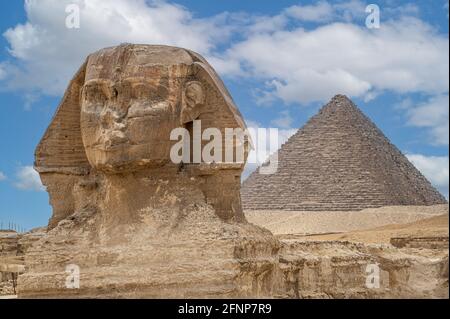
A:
[277, 240, 448, 298]
[2, 226, 447, 298]
[0, 229, 45, 296]
[391, 236, 449, 249]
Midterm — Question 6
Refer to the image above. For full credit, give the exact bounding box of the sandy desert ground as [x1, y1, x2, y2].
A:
[294, 213, 448, 244]
[245, 204, 449, 243]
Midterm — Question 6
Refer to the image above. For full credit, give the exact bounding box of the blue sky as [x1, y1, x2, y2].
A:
[0, 0, 448, 230]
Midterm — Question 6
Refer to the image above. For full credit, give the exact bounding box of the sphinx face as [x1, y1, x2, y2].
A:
[80, 59, 184, 172]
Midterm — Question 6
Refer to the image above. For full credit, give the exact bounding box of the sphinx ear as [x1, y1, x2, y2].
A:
[181, 81, 205, 124]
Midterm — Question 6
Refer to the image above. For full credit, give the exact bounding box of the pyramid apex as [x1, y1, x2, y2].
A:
[319, 94, 364, 117]
[317, 94, 359, 117]
[329, 94, 353, 105]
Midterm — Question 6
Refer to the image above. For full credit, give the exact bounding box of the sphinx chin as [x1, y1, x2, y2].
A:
[84, 143, 168, 172]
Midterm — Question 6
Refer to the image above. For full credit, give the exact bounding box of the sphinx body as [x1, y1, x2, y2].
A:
[19, 45, 279, 298]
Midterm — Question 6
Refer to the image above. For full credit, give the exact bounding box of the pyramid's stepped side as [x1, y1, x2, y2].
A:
[241, 95, 447, 211]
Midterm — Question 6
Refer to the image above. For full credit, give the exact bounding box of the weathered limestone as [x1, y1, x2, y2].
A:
[391, 236, 449, 249]
[19, 44, 277, 298]
[14, 45, 448, 299]
[10, 227, 450, 298]
[1, 229, 44, 296]
[277, 240, 448, 299]
[35, 44, 249, 228]
[0, 230, 20, 295]
[241, 95, 447, 211]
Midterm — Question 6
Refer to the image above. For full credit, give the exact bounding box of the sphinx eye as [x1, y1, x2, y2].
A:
[83, 84, 107, 102]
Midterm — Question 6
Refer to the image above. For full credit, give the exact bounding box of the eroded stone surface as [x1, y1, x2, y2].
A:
[1, 229, 45, 296]
[35, 44, 250, 228]
[241, 95, 447, 211]
[391, 236, 449, 249]
[20, 44, 274, 298]
[277, 240, 448, 299]
[15, 45, 448, 299]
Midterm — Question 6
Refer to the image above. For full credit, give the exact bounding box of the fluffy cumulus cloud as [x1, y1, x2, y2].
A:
[2, 0, 448, 101]
[14, 166, 45, 191]
[0, 0, 448, 146]
[270, 110, 294, 129]
[284, 0, 366, 23]
[407, 154, 449, 198]
[407, 94, 449, 146]
[285, 1, 335, 22]
[0, 171, 7, 181]
[223, 17, 449, 104]
[1, 0, 233, 95]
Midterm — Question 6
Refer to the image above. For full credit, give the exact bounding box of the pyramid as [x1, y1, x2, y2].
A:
[241, 95, 447, 211]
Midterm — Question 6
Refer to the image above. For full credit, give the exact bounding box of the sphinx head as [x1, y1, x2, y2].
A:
[36, 44, 248, 174]
[81, 46, 201, 171]
[35, 44, 249, 227]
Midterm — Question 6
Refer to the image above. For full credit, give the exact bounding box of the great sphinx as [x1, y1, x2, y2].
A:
[19, 44, 279, 298]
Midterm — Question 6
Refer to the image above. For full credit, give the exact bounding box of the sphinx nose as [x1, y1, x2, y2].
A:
[100, 109, 124, 130]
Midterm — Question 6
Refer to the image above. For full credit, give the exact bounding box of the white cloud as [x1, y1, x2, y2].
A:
[384, 3, 420, 18]
[407, 154, 449, 198]
[271, 110, 293, 129]
[1, 0, 233, 95]
[284, 0, 367, 23]
[0, 63, 6, 80]
[1, 0, 448, 108]
[285, 1, 335, 22]
[394, 97, 414, 110]
[0, 171, 6, 181]
[14, 166, 45, 191]
[223, 16, 449, 104]
[407, 94, 449, 145]
[244, 13, 289, 35]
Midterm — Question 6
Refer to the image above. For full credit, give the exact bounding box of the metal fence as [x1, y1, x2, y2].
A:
[0, 221, 26, 233]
